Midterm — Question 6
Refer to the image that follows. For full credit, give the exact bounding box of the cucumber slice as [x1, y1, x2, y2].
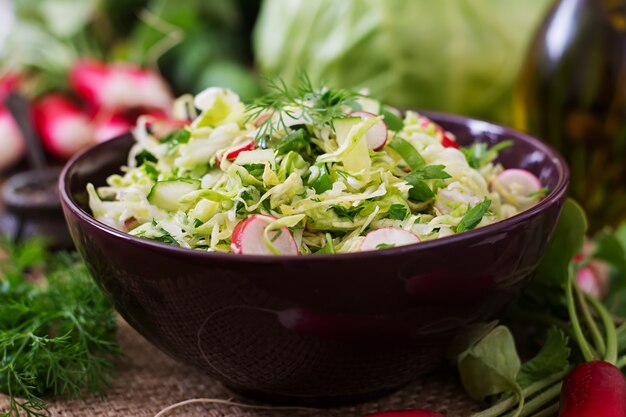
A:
[356, 96, 382, 114]
[148, 179, 201, 211]
[333, 117, 372, 173]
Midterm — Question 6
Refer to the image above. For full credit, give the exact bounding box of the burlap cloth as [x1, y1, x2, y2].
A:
[0, 319, 480, 417]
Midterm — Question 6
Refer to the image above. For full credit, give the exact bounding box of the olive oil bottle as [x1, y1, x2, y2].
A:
[514, 0, 626, 232]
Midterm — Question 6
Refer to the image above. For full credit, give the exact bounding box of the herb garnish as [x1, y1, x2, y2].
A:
[456, 199, 492, 232]
[0, 238, 119, 417]
[245, 73, 359, 142]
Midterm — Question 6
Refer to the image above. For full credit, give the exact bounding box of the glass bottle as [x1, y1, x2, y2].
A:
[513, 0, 626, 232]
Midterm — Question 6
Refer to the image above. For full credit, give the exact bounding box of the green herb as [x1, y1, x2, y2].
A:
[159, 128, 191, 148]
[317, 233, 336, 254]
[528, 187, 549, 200]
[275, 128, 310, 155]
[0, 238, 119, 417]
[246, 73, 358, 142]
[142, 162, 159, 181]
[405, 175, 435, 202]
[242, 163, 266, 177]
[456, 199, 491, 233]
[461, 140, 513, 169]
[381, 106, 404, 131]
[388, 204, 408, 220]
[331, 205, 363, 220]
[135, 150, 157, 166]
[308, 163, 333, 194]
[376, 243, 396, 249]
[403, 165, 451, 203]
[388, 137, 425, 170]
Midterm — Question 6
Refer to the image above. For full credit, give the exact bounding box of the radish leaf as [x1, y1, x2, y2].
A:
[517, 328, 570, 387]
[458, 325, 522, 401]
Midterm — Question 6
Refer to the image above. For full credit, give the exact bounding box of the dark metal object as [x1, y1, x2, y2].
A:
[5, 93, 47, 172]
[59, 117, 569, 405]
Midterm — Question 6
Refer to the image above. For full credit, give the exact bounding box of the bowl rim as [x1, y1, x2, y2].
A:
[59, 111, 570, 263]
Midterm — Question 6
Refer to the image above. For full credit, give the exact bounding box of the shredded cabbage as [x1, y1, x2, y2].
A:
[88, 86, 543, 254]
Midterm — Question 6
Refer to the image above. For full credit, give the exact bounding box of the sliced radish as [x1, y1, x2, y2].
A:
[231, 214, 298, 255]
[230, 218, 248, 254]
[360, 228, 420, 252]
[494, 169, 542, 197]
[351, 111, 388, 150]
[224, 140, 256, 160]
[417, 114, 458, 149]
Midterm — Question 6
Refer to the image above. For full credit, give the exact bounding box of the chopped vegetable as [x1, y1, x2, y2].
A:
[360, 228, 420, 252]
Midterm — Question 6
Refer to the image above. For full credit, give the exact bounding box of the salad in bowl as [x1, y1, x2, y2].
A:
[87, 78, 545, 255]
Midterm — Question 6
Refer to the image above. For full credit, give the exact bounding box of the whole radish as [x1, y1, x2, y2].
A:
[0, 73, 25, 170]
[33, 94, 95, 159]
[362, 410, 446, 417]
[0, 106, 26, 171]
[94, 113, 133, 143]
[70, 59, 173, 114]
[558, 361, 626, 417]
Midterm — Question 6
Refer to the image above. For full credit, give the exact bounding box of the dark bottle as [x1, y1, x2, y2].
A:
[514, 0, 626, 232]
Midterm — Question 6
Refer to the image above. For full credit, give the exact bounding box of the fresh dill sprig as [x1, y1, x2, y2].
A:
[245, 73, 360, 143]
[0, 238, 119, 417]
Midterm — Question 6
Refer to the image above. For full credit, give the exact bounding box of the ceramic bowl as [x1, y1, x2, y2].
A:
[59, 112, 569, 405]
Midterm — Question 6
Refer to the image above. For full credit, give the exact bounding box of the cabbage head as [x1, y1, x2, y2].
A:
[253, 0, 552, 125]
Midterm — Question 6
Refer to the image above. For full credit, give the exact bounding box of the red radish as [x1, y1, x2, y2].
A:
[277, 308, 412, 341]
[33, 94, 95, 159]
[70, 59, 173, 113]
[558, 361, 626, 417]
[351, 111, 388, 150]
[576, 264, 609, 299]
[94, 113, 133, 143]
[360, 228, 420, 252]
[231, 214, 298, 255]
[362, 410, 445, 417]
[417, 114, 459, 149]
[230, 218, 248, 253]
[224, 140, 256, 160]
[0, 106, 26, 171]
[0, 73, 21, 102]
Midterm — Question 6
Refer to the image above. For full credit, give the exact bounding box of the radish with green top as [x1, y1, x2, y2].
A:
[360, 228, 420, 251]
[231, 214, 298, 255]
[351, 111, 388, 150]
[558, 360, 626, 417]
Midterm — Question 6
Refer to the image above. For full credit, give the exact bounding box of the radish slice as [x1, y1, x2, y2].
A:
[224, 140, 256, 160]
[351, 111, 388, 150]
[491, 169, 543, 210]
[496, 169, 542, 193]
[231, 214, 298, 255]
[360, 228, 420, 251]
[417, 114, 459, 149]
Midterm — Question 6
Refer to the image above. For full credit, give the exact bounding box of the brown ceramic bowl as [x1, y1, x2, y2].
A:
[59, 112, 569, 406]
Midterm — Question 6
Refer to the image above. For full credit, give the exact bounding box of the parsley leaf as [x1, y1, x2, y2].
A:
[517, 328, 570, 388]
[388, 204, 408, 220]
[457, 199, 492, 233]
[376, 243, 396, 249]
